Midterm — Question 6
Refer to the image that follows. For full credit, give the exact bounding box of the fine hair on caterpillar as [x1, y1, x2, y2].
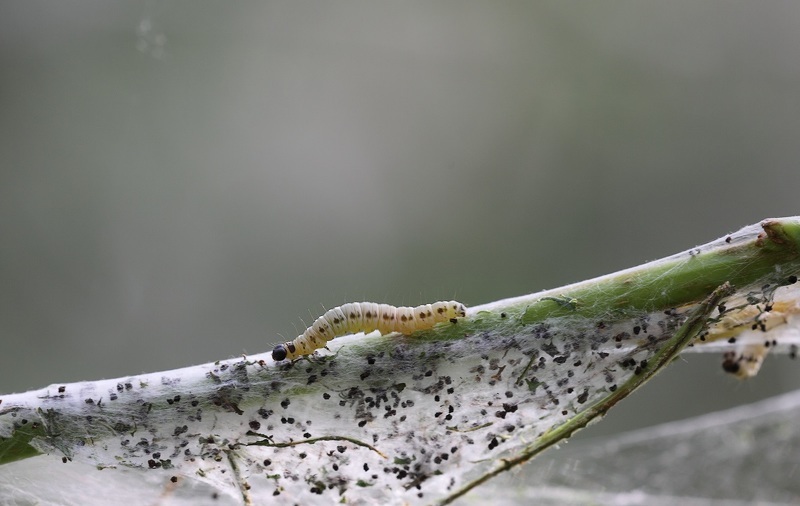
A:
[272, 301, 467, 361]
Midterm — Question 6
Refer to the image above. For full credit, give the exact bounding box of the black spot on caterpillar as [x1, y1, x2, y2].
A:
[272, 301, 467, 361]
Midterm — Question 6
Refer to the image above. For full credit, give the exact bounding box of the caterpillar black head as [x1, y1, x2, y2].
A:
[272, 342, 294, 362]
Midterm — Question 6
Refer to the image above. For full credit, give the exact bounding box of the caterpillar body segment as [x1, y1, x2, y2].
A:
[272, 300, 467, 362]
[376, 303, 398, 334]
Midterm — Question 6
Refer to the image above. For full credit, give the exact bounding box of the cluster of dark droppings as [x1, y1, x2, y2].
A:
[713, 275, 800, 376]
[230, 306, 695, 503]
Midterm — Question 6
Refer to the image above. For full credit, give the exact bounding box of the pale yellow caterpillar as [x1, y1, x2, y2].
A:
[272, 300, 467, 361]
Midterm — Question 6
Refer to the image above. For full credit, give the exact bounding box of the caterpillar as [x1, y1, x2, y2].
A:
[272, 300, 467, 361]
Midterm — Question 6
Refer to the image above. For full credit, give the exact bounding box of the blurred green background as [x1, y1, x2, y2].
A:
[2, 1, 800, 438]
